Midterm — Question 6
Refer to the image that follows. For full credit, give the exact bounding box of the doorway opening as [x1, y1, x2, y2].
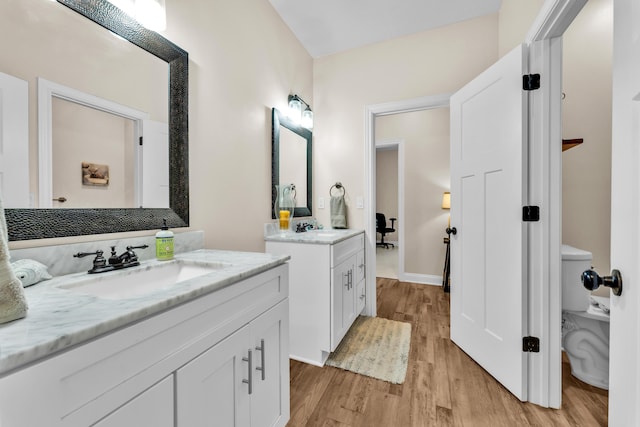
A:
[559, 0, 613, 402]
[375, 142, 400, 280]
[363, 94, 450, 314]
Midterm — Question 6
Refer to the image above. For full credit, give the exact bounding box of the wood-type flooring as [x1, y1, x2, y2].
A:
[287, 278, 608, 426]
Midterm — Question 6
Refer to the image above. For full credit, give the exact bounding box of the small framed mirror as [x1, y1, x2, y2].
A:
[271, 108, 312, 219]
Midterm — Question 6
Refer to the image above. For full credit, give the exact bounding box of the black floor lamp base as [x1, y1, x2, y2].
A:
[443, 236, 450, 293]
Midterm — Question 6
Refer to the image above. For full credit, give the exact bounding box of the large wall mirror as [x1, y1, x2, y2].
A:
[2, 0, 188, 240]
[271, 108, 312, 219]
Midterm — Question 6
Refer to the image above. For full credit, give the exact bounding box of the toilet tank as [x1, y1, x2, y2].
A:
[562, 244, 593, 311]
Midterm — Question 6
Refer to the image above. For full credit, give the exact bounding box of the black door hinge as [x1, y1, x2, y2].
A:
[522, 206, 540, 222]
[523, 336, 540, 353]
[523, 74, 541, 91]
[139, 136, 143, 146]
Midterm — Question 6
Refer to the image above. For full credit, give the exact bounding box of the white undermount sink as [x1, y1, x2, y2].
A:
[57, 260, 229, 300]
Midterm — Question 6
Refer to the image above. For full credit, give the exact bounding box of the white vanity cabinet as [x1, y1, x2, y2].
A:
[0, 263, 290, 427]
[265, 231, 365, 366]
[177, 300, 289, 427]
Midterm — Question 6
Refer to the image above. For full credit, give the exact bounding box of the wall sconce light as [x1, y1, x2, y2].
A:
[288, 94, 313, 129]
[441, 191, 450, 210]
[442, 191, 451, 227]
[107, 0, 167, 32]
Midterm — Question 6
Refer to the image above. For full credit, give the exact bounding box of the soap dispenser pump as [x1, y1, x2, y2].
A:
[156, 219, 174, 260]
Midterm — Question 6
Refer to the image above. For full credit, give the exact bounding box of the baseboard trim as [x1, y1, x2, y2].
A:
[398, 272, 442, 286]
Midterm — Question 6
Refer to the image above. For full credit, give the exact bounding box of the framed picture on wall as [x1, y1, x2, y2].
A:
[82, 161, 109, 186]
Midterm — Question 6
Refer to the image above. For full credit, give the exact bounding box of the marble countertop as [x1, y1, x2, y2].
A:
[0, 249, 289, 376]
[264, 228, 364, 244]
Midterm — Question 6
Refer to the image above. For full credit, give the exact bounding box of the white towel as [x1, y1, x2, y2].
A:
[0, 196, 27, 324]
[330, 195, 347, 229]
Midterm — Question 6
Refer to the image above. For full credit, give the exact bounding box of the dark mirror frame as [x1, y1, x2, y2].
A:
[271, 108, 312, 219]
[6, 0, 189, 241]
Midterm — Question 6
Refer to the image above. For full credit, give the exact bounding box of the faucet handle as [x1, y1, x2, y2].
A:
[124, 244, 149, 262]
[73, 250, 103, 259]
[127, 244, 149, 251]
[74, 250, 107, 271]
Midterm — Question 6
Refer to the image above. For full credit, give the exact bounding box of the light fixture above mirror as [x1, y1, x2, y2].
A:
[287, 94, 313, 130]
[107, 0, 167, 31]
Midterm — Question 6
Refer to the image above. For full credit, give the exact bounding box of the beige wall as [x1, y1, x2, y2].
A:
[313, 15, 500, 235]
[163, 0, 313, 251]
[498, 0, 544, 57]
[375, 148, 398, 242]
[562, 0, 613, 272]
[376, 109, 450, 276]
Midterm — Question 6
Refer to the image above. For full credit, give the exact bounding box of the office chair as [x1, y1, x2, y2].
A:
[376, 213, 396, 248]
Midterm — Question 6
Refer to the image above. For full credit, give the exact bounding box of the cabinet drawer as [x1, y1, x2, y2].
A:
[331, 233, 364, 267]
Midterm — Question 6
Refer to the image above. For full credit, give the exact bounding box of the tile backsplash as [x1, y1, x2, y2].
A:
[10, 231, 204, 277]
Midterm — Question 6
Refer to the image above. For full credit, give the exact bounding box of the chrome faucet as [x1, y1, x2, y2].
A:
[74, 244, 149, 274]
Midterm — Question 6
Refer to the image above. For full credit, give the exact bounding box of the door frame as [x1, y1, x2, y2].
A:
[524, 0, 587, 408]
[364, 93, 450, 317]
[37, 78, 150, 208]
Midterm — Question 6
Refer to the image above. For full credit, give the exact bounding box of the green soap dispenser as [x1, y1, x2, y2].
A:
[156, 219, 174, 260]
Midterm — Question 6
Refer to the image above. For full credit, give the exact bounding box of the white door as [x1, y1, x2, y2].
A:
[0, 71, 29, 207]
[609, 0, 640, 423]
[450, 44, 529, 400]
[140, 119, 169, 208]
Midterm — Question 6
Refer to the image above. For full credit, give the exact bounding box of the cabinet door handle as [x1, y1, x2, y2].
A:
[344, 271, 350, 288]
[349, 269, 353, 289]
[255, 339, 266, 381]
[242, 349, 253, 395]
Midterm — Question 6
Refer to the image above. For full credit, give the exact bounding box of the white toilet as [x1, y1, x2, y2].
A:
[561, 244, 610, 390]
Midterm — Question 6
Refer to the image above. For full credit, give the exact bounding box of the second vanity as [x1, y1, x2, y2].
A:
[265, 229, 365, 366]
[0, 249, 290, 427]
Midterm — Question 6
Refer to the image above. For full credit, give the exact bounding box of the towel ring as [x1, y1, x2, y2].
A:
[330, 182, 345, 197]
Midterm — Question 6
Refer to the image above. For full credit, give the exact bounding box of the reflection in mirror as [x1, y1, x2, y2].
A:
[40, 79, 170, 209]
[52, 98, 137, 208]
[279, 127, 308, 208]
[272, 108, 312, 219]
[2, 0, 189, 240]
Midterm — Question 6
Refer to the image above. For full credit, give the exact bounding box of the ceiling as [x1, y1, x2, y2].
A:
[269, 0, 502, 58]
